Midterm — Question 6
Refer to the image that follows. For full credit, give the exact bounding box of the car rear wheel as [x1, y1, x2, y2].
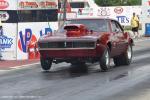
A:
[100, 48, 110, 71]
[113, 44, 132, 66]
[40, 58, 53, 71]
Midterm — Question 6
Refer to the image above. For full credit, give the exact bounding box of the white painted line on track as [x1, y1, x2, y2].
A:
[10, 62, 40, 69]
[0, 62, 40, 74]
[134, 37, 150, 43]
[133, 52, 150, 61]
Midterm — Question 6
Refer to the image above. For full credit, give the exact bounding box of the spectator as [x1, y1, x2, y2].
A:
[131, 12, 140, 38]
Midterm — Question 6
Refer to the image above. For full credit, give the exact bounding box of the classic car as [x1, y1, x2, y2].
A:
[38, 18, 134, 71]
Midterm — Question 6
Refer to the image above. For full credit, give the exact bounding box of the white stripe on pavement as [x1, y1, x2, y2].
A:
[10, 62, 40, 69]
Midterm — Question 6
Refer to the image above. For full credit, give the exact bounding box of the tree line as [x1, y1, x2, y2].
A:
[94, 0, 141, 6]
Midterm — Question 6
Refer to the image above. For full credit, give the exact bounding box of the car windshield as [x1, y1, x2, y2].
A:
[58, 19, 109, 33]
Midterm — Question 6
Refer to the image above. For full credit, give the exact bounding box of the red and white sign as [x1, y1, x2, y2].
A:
[0, 0, 9, 9]
[114, 7, 123, 14]
[18, 0, 58, 10]
[0, 0, 17, 10]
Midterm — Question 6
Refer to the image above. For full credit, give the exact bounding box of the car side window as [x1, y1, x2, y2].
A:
[111, 21, 117, 33]
[115, 21, 123, 33]
[111, 20, 123, 33]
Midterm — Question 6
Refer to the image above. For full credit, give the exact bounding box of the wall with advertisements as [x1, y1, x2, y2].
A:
[72, 6, 141, 26]
[0, 23, 17, 60]
[0, 0, 58, 60]
[17, 22, 58, 60]
[0, 1, 17, 60]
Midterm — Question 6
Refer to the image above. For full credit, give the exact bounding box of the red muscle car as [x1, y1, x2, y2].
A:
[38, 18, 134, 71]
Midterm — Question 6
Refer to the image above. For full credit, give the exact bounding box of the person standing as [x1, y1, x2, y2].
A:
[131, 12, 140, 38]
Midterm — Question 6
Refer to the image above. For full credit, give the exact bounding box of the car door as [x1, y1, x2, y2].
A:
[109, 20, 119, 56]
[110, 20, 127, 56]
[115, 21, 128, 54]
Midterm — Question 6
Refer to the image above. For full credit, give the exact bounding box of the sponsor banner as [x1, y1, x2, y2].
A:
[73, 6, 141, 26]
[0, 23, 17, 60]
[96, 6, 141, 26]
[77, 8, 93, 16]
[71, 8, 94, 18]
[0, 0, 17, 10]
[18, 0, 58, 10]
[17, 22, 58, 60]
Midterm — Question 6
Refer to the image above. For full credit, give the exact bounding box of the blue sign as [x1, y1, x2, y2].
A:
[19, 29, 32, 53]
[40, 28, 52, 37]
[116, 16, 129, 23]
[0, 35, 13, 49]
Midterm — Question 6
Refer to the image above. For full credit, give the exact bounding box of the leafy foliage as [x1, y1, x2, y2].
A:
[94, 0, 141, 6]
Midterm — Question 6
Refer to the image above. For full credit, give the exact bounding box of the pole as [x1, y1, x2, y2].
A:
[63, 0, 67, 20]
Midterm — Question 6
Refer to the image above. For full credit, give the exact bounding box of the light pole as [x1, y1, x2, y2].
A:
[63, 0, 67, 20]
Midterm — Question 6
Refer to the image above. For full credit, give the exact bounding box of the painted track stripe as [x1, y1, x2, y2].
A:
[9, 62, 40, 69]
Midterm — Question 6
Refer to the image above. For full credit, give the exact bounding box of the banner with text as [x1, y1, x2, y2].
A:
[17, 22, 58, 60]
[0, 23, 17, 60]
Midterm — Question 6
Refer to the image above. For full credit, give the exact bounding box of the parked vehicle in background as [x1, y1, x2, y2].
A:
[38, 18, 134, 71]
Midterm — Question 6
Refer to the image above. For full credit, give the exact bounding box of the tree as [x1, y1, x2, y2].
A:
[94, 0, 141, 6]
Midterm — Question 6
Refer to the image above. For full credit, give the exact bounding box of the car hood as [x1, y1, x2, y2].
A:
[38, 32, 104, 43]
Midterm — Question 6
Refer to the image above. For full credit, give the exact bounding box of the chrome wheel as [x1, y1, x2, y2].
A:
[127, 45, 132, 60]
[100, 48, 110, 71]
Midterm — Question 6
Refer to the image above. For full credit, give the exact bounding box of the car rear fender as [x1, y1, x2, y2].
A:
[129, 38, 134, 46]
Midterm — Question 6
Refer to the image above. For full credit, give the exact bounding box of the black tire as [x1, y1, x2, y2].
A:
[100, 48, 110, 71]
[113, 44, 132, 66]
[40, 58, 53, 71]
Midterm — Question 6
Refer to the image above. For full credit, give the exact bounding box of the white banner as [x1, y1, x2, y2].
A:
[17, 22, 58, 60]
[0, 23, 17, 60]
[72, 6, 141, 26]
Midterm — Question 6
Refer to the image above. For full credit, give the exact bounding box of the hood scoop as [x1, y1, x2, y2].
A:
[64, 24, 89, 37]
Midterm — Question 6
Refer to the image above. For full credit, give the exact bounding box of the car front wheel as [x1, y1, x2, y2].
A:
[100, 48, 110, 71]
[40, 58, 53, 71]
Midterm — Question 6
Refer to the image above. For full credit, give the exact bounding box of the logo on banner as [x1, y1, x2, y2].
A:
[0, 0, 9, 9]
[40, 28, 52, 36]
[0, 35, 13, 49]
[18, 29, 37, 53]
[114, 7, 123, 14]
[78, 8, 93, 16]
[97, 8, 110, 16]
[18, 27, 53, 53]
[116, 16, 129, 24]
[0, 11, 9, 21]
[147, 9, 150, 17]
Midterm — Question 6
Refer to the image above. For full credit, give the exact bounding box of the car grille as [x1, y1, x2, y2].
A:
[39, 41, 96, 49]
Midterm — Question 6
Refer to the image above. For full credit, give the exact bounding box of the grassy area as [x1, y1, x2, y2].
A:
[123, 24, 142, 31]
